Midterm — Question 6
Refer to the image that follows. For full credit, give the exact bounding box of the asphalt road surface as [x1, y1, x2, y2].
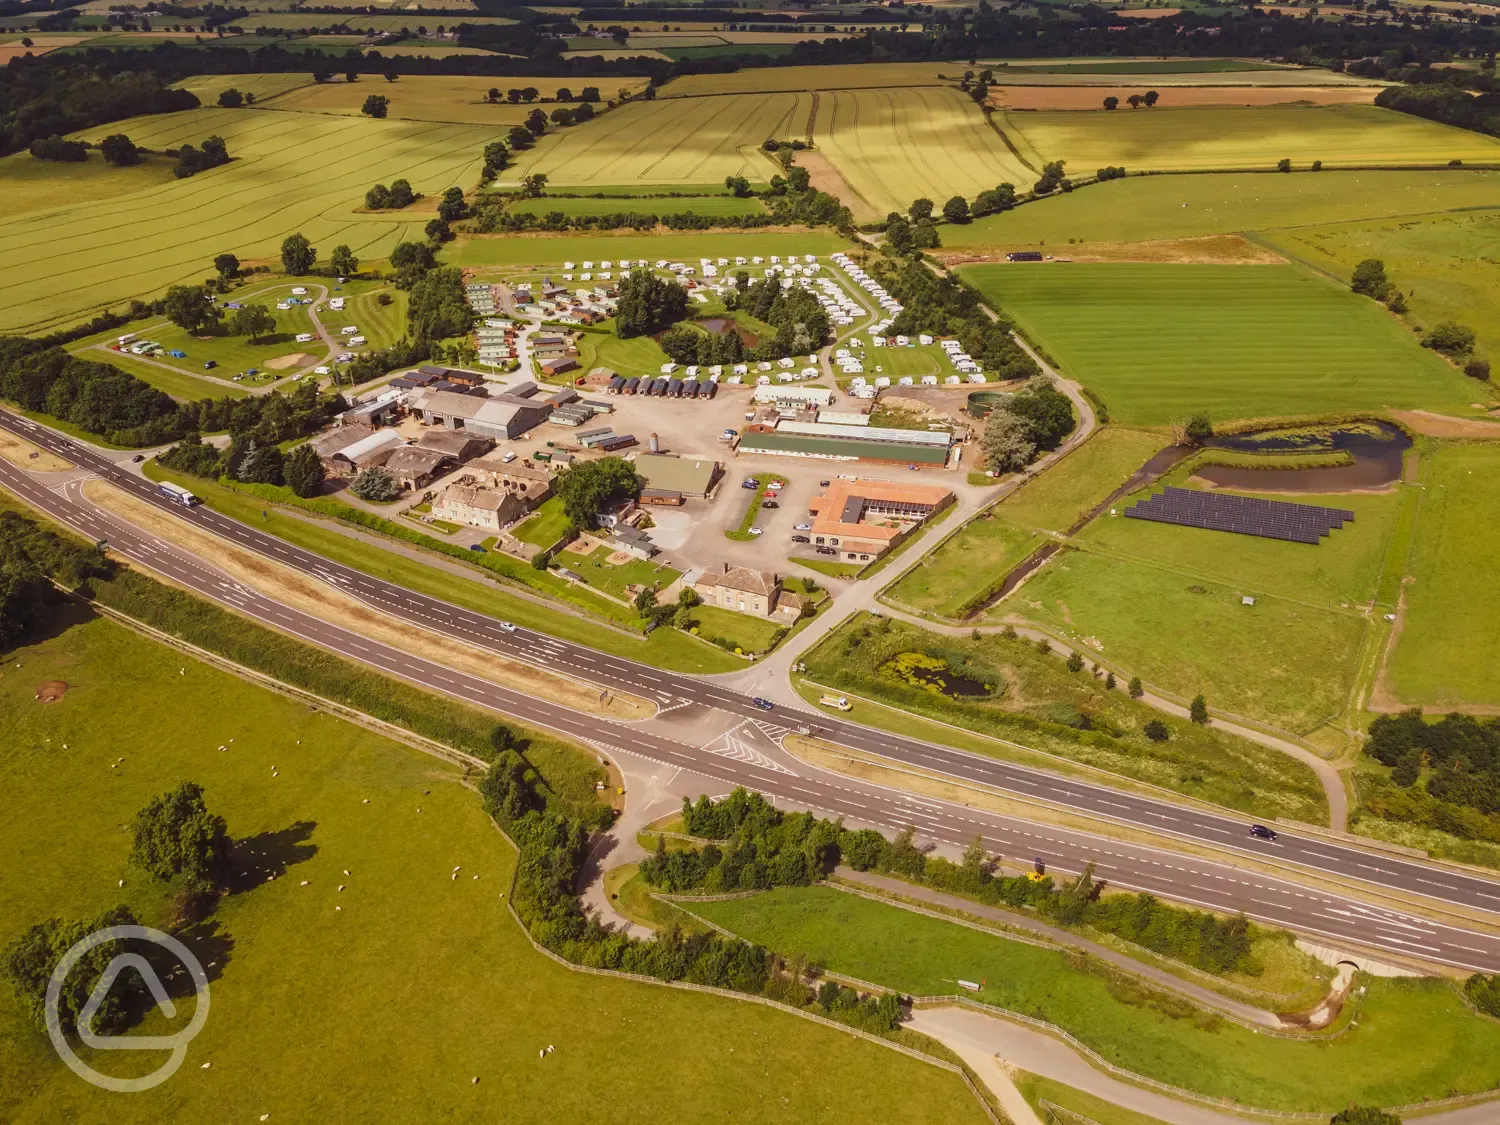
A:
[6, 406, 1500, 972]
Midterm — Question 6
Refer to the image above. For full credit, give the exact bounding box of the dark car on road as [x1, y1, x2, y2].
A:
[1248, 824, 1278, 842]
[751, 697, 775, 711]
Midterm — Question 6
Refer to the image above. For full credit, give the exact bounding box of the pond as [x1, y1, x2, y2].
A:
[878, 652, 995, 698]
[693, 317, 759, 346]
[1196, 421, 1411, 492]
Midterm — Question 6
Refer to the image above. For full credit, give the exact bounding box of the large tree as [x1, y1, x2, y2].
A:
[283, 444, 326, 498]
[129, 781, 230, 891]
[229, 303, 276, 343]
[614, 269, 687, 339]
[330, 244, 359, 277]
[2, 906, 142, 1035]
[280, 233, 316, 275]
[99, 132, 138, 165]
[163, 284, 220, 333]
[555, 456, 641, 527]
[980, 408, 1036, 474]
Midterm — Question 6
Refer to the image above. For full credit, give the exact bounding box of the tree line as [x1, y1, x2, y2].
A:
[1362, 710, 1500, 843]
[0, 509, 111, 653]
[648, 788, 1261, 978]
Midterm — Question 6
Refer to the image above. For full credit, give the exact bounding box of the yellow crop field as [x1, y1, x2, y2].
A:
[500, 92, 803, 187]
[173, 72, 317, 104]
[0, 107, 490, 334]
[998, 104, 1500, 172]
[816, 86, 1035, 214]
[257, 74, 647, 124]
[662, 62, 957, 97]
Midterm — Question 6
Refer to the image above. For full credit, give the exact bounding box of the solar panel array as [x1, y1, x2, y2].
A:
[1125, 487, 1354, 545]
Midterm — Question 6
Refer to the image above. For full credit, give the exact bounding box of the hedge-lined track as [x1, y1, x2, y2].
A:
[499, 93, 802, 187]
[0, 108, 489, 333]
[816, 86, 1033, 214]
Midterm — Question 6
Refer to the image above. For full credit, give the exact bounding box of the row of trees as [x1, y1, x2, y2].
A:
[160, 432, 327, 497]
[1102, 90, 1160, 111]
[652, 789, 1261, 977]
[1352, 259, 1488, 378]
[173, 134, 230, 179]
[0, 509, 111, 652]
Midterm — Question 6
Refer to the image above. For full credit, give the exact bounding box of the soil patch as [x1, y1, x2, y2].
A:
[82, 480, 655, 721]
[35, 681, 68, 702]
[1389, 410, 1500, 440]
[265, 352, 314, 370]
[789, 149, 881, 224]
[0, 429, 73, 472]
[937, 235, 1284, 267]
[988, 85, 1376, 110]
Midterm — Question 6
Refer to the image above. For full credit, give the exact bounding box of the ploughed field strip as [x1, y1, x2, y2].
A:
[1125, 487, 1354, 545]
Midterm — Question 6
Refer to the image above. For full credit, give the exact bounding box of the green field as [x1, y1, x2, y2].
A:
[803, 613, 1327, 820]
[173, 72, 317, 103]
[887, 427, 1163, 618]
[815, 86, 1033, 216]
[0, 618, 987, 1124]
[1268, 209, 1500, 362]
[452, 229, 849, 269]
[500, 93, 798, 189]
[1383, 443, 1500, 708]
[691, 885, 1500, 1112]
[1005, 476, 1405, 732]
[0, 107, 483, 334]
[554, 543, 681, 600]
[507, 194, 768, 218]
[998, 105, 1500, 173]
[690, 603, 786, 654]
[940, 170, 1500, 252]
[0, 149, 179, 219]
[76, 347, 252, 401]
[961, 263, 1475, 424]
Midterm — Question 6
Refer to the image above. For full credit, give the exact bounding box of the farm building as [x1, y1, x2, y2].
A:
[411, 388, 552, 441]
[338, 394, 402, 427]
[640, 488, 684, 506]
[540, 357, 579, 378]
[611, 526, 658, 560]
[806, 479, 954, 563]
[310, 424, 375, 471]
[632, 453, 721, 499]
[431, 484, 527, 531]
[693, 564, 803, 623]
[737, 420, 952, 466]
[417, 364, 485, 388]
[330, 429, 407, 475]
[384, 447, 455, 491]
[416, 429, 492, 463]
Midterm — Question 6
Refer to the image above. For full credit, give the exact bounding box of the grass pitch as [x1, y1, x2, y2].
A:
[960, 263, 1474, 425]
[815, 86, 1034, 215]
[0, 617, 987, 1124]
[1383, 443, 1500, 709]
[0, 108, 487, 334]
[998, 105, 1500, 173]
[694, 885, 1500, 1112]
[940, 169, 1500, 253]
[499, 93, 800, 189]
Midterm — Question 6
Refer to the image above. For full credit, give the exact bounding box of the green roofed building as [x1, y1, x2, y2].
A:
[737, 421, 951, 466]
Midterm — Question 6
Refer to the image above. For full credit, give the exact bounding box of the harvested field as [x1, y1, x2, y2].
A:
[0, 107, 486, 333]
[998, 104, 1500, 172]
[989, 85, 1379, 110]
[816, 86, 1034, 215]
[0, 428, 73, 472]
[1389, 410, 1500, 439]
[796, 148, 880, 223]
[981, 66, 1382, 87]
[500, 93, 800, 187]
[662, 62, 956, 97]
[82, 480, 655, 720]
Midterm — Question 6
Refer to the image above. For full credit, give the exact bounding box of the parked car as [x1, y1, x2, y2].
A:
[742, 478, 761, 490]
[768, 480, 785, 490]
[748, 527, 763, 536]
[203, 360, 217, 370]
[795, 523, 812, 531]
[762, 500, 778, 509]
[815, 546, 837, 555]
[1248, 824, 1278, 842]
[130, 454, 145, 463]
[468, 544, 487, 553]
[819, 480, 830, 487]
[791, 534, 810, 543]
[819, 694, 852, 711]
[764, 490, 778, 499]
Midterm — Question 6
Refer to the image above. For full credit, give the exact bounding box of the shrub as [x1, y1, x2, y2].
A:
[29, 134, 87, 162]
[349, 467, 398, 501]
[1144, 719, 1170, 742]
[1424, 321, 1476, 356]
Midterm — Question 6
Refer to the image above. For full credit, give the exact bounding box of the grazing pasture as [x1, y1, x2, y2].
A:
[998, 105, 1500, 172]
[1383, 443, 1500, 709]
[0, 108, 486, 334]
[939, 169, 1500, 252]
[1268, 209, 1500, 361]
[960, 263, 1474, 424]
[815, 86, 1034, 214]
[261, 74, 645, 124]
[499, 93, 801, 188]
[450, 230, 848, 269]
[0, 615, 986, 1125]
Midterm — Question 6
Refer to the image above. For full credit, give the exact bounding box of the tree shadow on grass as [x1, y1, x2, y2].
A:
[225, 821, 318, 895]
